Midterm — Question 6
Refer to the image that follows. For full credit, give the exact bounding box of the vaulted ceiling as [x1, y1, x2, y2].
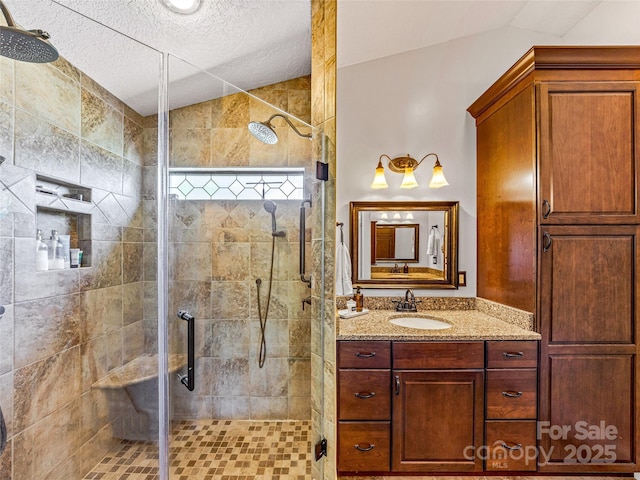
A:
[4, 1, 638, 115]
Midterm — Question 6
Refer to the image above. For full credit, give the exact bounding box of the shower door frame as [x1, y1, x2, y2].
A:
[156, 53, 328, 480]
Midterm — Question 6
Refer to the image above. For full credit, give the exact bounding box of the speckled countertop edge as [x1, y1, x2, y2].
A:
[337, 308, 540, 341]
[336, 296, 535, 331]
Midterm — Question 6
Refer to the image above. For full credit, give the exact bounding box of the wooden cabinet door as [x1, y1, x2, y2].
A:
[538, 82, 640, 225]
[392, 370, 484, 472]
[538, 225, 640, 472]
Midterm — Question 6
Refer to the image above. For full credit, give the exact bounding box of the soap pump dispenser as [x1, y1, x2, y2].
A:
[354, 287, 364, 312]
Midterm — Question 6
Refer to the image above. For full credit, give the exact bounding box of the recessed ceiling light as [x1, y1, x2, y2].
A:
[160, 0, 201, 14]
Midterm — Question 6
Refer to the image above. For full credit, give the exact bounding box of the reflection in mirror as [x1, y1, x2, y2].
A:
[350, 201, 459, 289]
[372, 223, 419, 262]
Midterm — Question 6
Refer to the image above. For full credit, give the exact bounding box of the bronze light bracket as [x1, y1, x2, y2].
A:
[381, 152, 440, 173]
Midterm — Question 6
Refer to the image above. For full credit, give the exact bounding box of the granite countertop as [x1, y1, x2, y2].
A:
[337, 309, 541, 341]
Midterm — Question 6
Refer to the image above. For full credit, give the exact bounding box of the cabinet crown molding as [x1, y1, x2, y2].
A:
[467, 46, 640, 120]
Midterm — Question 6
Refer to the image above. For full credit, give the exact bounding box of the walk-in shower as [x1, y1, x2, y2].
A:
[0, 2, 327, 479]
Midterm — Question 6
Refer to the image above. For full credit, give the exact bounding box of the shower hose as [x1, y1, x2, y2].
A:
[256, 235, 276, 368]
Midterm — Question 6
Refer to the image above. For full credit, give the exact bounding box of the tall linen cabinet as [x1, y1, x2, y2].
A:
[468, 46, 640, 473]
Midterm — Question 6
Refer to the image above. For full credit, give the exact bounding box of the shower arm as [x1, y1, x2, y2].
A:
[0, 1, 50, 39]
[266, 114, 312, 140]
[299, 198, 312, 287]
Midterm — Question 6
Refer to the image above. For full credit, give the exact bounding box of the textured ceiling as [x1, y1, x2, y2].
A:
[4, 0, 312, 115]
[4, 0, 638, 116]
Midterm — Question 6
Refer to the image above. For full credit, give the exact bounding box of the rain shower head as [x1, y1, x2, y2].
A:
[248, 113, 312, 145]
[0, 1, 59, 63]
[248, 121, 278, 145]
[263, 200, 285, 237]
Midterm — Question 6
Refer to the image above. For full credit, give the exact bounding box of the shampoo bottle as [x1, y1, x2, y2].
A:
[35, 229, 48, 271]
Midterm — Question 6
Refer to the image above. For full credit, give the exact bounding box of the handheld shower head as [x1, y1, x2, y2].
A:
[248, 114, 312, 145]
[263, 200, 285, 237]
[0, 1, 59, 63]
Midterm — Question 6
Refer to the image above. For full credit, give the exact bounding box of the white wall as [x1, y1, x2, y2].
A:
[336, 2, 640, 299]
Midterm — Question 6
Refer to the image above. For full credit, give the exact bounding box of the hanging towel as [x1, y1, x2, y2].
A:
[335, 242, 353, 296]
[426, 229, 437, 256]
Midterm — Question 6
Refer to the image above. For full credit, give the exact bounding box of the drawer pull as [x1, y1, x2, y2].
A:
[502, 390, 523, 398]
[394, 375, 400, 395]
[354, 443, 375, 452]
[502, 351, 524, 358]
[355, 352, 376, 358]
[354, 392, 375, 399]
[501, 442, 522, 451]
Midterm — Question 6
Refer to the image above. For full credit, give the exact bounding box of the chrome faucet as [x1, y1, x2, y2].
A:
[393, 289, 418, 312]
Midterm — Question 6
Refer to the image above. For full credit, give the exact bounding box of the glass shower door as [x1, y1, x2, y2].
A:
[159, 53, 324, 479]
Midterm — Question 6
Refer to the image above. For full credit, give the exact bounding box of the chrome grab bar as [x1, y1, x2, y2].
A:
[177, 310, 195, 391]
[299, 198, 312, 287]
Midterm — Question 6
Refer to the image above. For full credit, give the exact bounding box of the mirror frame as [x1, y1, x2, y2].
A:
[350, 201, 459, 289]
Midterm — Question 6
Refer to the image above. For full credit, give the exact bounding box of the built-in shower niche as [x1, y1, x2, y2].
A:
[35, 175, 92, 268]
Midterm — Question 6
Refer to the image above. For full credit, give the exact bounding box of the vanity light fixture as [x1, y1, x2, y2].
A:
[160, 0, 201, 14]
[370, 153, 449, 189]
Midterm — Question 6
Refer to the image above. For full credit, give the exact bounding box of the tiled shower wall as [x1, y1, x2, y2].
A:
[0, 55, 147, 479]
[0, 48, 314, 480]
[166, 77, 313, 420]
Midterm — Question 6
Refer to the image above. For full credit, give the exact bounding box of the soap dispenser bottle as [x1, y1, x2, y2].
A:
[35, 229, 49, 271]
[354, 287, 364, 312]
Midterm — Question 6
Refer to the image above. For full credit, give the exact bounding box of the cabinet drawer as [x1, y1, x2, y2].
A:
[338, 370, 390, 420]
[393, 342, 484, 369]
[485, 420, 537, 471]
[486, 341, 538, 368]
[486, 369, 537, 419]
[338, 422, 390, 472]
[338, 341, 391, 369]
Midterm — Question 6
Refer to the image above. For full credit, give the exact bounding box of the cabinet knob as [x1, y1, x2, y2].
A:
[354, 443, 375, 452]
[354, 392, 375, 399]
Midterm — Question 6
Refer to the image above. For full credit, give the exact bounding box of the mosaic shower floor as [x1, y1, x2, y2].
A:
[83, 419, 311, 480]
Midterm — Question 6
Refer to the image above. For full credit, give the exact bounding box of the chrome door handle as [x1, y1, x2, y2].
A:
[177, 310, 195, 391]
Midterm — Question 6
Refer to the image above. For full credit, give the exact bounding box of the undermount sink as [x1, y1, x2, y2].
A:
[390, 316, 452, 330]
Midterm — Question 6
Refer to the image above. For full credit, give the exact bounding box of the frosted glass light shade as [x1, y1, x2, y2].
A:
[400, 167, 418, 189]
[429, 162, 449, 188]
[161, 0, 201, 14]
[371, 161, 388, 189]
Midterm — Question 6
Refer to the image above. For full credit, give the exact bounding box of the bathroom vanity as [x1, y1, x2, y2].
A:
[336, 307, 540, 475]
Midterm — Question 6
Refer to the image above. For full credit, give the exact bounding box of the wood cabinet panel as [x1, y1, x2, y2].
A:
[539, 82, 640, 224]
[486, 340, 538, 368]
[539, 226, 636, 344]
[485, 420, 537, 471]
[338, 370, 390, 421]
[486, 369, 537, 419]
[392, 370, 484, 472]
[338, 421, 390, 472]
[539, 354, 634, 471]
[338, 341, 391, 369]
[393, 342, 484, 369]
[476, 85, 537, 313]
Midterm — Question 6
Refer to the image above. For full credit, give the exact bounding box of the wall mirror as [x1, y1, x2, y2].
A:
[350, 201, 459, 288]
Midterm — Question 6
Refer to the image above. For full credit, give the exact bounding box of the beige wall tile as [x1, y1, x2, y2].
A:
[15, 61, 80, 135]
[81, 89, 124, 156]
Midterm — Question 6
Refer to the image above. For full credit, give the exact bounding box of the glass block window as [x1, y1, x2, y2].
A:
[168, 168, 305, 201]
